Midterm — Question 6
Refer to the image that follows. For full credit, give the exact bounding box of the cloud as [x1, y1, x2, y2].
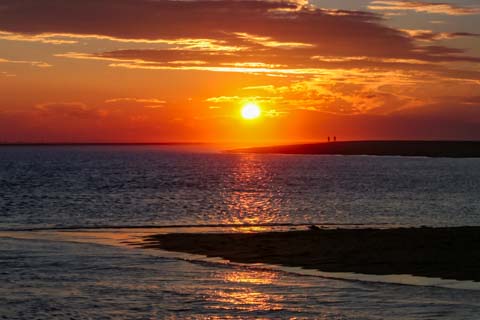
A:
[54, 44, 480, 80]
[369, 1, 480, 16]
[203, 65, 480, 117]
[402, 29, 480, 42]
[0, 0, 411, 57]
[242, 85, 277, 92]
[105, 98, 167, 108]
[0, 57, 51, 68]
[0, 71, 15, 77]
[0, 30, 245, 52]
[35, 102, 106, 119]
[233, 32, 314, 49]
[0, 31, 78, 44]
[3, 0, 479, 71]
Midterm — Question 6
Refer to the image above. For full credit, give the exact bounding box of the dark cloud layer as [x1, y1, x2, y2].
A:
[1, 0, 477, 69]
[0, 0, 411, 57]
[369, 1, 480, 16]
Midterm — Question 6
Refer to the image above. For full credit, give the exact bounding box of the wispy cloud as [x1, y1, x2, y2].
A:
[369, 1, 480, 15]
[105, 98, 167, 108]
[0, 30, 245, 52]
[0, 31, 78, 44]
[233, 32, 314, 49]
[35, 102, 107, 119]
[0, 57, 51, 68]
[402, 29, 480, 41]
[0, 71, 16, 77]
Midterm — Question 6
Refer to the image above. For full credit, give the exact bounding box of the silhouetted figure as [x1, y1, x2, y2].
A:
[328, 136, 331, 142]
[333, 136, 337, 142]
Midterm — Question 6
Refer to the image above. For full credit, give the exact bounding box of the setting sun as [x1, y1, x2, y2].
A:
[241, 103, 261, 120]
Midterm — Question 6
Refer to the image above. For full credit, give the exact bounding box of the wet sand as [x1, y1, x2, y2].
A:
[142, 227, 480, 281]
[231, 141, 480, 158]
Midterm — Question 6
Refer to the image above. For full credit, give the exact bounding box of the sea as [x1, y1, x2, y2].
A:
[1, 145, 480, 319]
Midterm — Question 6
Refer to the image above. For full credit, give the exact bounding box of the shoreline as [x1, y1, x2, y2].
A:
[141, 227, 480, 282]
[231, 141, 480, 158]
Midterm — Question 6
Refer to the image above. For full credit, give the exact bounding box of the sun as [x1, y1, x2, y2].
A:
[241, 103, 261, 120]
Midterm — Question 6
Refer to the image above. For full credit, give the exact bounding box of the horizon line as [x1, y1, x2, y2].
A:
[1, 139, 480, 146]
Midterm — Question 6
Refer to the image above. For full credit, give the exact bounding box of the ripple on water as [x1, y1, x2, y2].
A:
[1, 147, 480, 229]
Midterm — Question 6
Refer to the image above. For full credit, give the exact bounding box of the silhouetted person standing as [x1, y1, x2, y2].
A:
[328, 136, 331, 142]
[333, 136, 337, 142]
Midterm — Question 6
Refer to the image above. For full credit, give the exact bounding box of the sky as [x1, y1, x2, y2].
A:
[0, 0, 479, 144]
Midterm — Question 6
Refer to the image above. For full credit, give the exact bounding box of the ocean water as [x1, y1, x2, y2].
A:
[1, 145, 480, 319]
[2, 145, 480, 230]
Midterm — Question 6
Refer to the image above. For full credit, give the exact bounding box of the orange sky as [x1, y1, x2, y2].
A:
[0, 0, 479, 144]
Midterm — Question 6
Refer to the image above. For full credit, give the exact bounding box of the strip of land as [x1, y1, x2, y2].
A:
[141, 227, 480, 281]
[231, 141, 480, 158]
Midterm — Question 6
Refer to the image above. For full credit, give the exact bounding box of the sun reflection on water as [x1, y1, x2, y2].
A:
[224, 269, 278, 285]
[206, 268, 284, 312]
[221, 154, 286, 226]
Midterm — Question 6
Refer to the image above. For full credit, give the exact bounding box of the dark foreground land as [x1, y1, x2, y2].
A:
[232, 141, 480, 158]
[142, 227, 480, 281]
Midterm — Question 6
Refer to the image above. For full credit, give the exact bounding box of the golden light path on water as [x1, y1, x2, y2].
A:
[222, 154, 285, 228]
[206, 269, 284, 312]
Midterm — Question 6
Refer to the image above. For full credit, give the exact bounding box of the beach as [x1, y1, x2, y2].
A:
[142, 227, 480, 281]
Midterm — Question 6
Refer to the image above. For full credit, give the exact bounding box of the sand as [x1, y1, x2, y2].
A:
[141, 227, 480, 281]
[231, 141, 480, 158]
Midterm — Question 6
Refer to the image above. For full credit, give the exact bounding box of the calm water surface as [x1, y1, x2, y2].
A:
[1, 145, 480, 229]
[1, 145, 480, 319]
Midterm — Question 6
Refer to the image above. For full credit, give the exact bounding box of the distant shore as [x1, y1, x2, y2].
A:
[231, 141, 480, 158]
[0, 142, 206, 146]
[142, 227, 480, 281]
